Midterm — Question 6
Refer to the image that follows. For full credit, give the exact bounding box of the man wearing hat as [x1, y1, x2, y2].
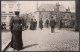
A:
[50, 16, 56, 33]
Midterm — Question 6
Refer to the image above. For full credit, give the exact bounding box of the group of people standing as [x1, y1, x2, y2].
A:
[39, 17, 56, 33]
[30, 16, 56, 33]
[1, 22, 6, 30]
[30, 19, 37, 30]
[9, 11, 57, 51]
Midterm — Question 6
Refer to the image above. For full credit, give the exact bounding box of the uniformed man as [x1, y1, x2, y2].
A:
[45, 19, 49, 28]
[30, 19, 34, 30]
[39, 18, 43, 30]
[50, 16, 56, 33]
[34, 19, 37, 30]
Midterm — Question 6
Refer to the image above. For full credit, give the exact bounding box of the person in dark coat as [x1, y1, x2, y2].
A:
[1, 22, 4, 30]
[2, 22, 5, 30]
[39, 18, 43, 30]
[9, 11, 23, 51]
[4, 22, 6, 29]
[34, 19, 37, 30]
[30, 19, 34, 30]
[59, 20, 63, 30]
[22, 22, 25, 30]
[45, 19, 49, 28]
[50, 16, 56, 33]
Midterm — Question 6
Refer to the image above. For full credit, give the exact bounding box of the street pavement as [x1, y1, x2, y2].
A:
[2, 30, 11, 47]
[6, 28, 79, 51]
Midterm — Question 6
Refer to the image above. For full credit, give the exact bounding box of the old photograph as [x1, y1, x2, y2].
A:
[1, 0, 79, 51]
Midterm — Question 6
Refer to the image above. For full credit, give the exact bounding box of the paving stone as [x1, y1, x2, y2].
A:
[6, 28, 79, 51]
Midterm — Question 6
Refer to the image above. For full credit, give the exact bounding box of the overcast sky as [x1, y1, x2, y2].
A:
[19, 1, 75, 14]
[2, 1, 75, 14]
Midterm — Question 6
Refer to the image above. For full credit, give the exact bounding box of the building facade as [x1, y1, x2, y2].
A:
[1, 1, 19, 29]
[37, 3, 75, 28]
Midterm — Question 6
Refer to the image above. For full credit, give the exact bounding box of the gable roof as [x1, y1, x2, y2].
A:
[38, 4, 66, 12]
[38, 4, 56, 11]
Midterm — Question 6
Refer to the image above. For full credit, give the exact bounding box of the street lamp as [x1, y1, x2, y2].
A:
[17, 1, 21, 11]
[37, 1, 38, 11]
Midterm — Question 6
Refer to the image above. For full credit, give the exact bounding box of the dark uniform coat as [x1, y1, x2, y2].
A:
[39, 20, 43, 29]
[46, 19, 49, 28]
[50, 19, 56, 32]
[50, 19, 56, 28]
[1, 23, 4, 29]
[10, 16, 23, 50]
[30, 20, 35, 30]
[34, 21, 37, 30]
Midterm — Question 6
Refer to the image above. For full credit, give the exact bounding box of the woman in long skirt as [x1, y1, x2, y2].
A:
[30, 19, 34, 30]
[10, 11, 23, 51]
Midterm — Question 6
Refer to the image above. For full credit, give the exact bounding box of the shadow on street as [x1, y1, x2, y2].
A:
[22, 43, 38, 50]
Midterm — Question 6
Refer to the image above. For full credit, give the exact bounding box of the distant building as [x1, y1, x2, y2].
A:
[1, 1, 20, 29]
[59, 7, 75, 28]
[37, 3, 75, 28]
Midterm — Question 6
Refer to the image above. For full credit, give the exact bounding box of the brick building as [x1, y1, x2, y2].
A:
[37, 3, 75, 28]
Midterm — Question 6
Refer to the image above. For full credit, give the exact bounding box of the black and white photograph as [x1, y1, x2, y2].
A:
[1, 0, 79, 51]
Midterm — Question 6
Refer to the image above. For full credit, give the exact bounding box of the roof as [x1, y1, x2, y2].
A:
[38, 4, 66, 12]
[38, 4, 56, 11]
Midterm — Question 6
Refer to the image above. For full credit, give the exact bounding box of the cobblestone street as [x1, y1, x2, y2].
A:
[6, 28, 79, 51]
[2, 30, 11, 47]
[1, 0, 80, 51]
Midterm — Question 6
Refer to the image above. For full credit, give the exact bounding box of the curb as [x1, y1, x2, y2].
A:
[2, 40, 11, 51]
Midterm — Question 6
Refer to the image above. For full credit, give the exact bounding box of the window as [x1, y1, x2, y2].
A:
[8, 4, 14, 7]
[1, 11, 6, 13]
[42, 8, 45, 11]
[9, 12, 13, 13]
[2, 17, 6, 19]
[9, 16, 12, 17]
[9, 16, 13, 17]
[39, 12, 41, 14]
[1, 16, 7, 19]
[1, 4, 6, 7]
[1, 15, 7, 17]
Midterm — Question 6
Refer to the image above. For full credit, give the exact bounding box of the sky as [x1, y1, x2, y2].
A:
[19, 1, 75, 14]
[2, 1, 75, 14]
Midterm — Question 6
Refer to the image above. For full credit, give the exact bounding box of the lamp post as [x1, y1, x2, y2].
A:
[17, 1, 21, 11]
[37, 1, 38, 11]
[36, 1, 39, 29]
